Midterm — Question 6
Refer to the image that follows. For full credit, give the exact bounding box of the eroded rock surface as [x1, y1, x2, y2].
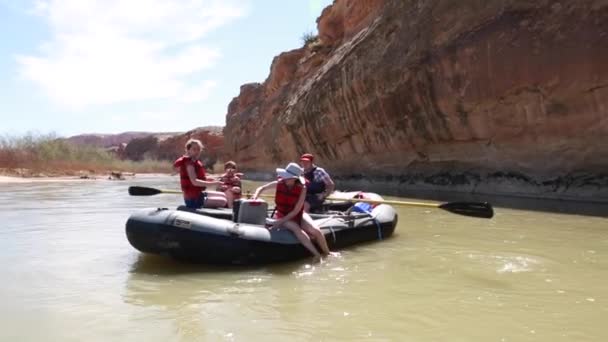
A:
[224, 0, 608, 200]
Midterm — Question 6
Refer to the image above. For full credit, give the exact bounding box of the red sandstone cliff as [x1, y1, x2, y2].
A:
[156, 126, 224, 167]
[224, 0, 608, 200]
[65, 131, 180, 148]
[74, 127, 224, 165]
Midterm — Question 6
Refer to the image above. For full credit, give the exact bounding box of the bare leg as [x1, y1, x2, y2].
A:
[303, 201, 311, 213]
[281, 220, 321, 258]
[204, 191, 227, 208]
[226, 187, 241, 208]
[301, 213, 331, 255]
[224, 189, 234, 208]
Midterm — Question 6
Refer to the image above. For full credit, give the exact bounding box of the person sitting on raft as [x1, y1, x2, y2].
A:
[173, 139, 227, 209]
[299, 153, 335, 213]
[252, 162, 332, 259]
[217, 160, 243, 208]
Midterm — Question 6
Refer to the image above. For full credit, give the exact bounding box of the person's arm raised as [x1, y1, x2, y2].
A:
[252, 181, 277, 199]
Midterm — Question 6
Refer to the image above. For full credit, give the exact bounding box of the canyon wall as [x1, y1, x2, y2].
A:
[224, 0, 608, 201]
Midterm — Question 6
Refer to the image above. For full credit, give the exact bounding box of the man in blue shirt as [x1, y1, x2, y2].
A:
[299, 153, 335, 212]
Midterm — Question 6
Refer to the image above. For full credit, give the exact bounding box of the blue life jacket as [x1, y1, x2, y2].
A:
[352, 202, 373, 213]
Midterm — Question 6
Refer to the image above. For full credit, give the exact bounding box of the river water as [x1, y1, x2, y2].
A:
[1, 175, 607, 341]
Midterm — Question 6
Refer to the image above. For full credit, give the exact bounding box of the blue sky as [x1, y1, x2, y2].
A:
[0, 0, 332, 136]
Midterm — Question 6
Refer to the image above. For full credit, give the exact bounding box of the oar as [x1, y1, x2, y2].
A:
[128, 186, 181, 196]
[129, 186, 494, 219]
[332, 197, 493, 219]
[252, 193, 494, 219]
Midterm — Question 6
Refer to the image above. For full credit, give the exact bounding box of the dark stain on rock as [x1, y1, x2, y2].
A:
[546, 101, 569, 116]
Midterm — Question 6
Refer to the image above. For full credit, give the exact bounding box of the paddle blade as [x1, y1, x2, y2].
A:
[439, 202, 494, 219]
[128, 186, 162, 196]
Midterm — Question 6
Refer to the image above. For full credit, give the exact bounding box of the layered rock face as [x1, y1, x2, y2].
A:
[115, 127, 224, 168]
[65, 132, 180, 148]
[156, 127, 224, 168]
[224, 0, 608, 200]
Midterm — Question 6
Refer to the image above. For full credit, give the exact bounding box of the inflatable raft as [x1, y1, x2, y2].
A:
[125, 196, 398, 265]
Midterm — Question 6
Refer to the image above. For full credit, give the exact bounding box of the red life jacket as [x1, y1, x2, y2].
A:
[219, 172, 242, 199]
[219, 173, 241, 188]
[275, 180, 304, 223]
[173, 156, 206, 199]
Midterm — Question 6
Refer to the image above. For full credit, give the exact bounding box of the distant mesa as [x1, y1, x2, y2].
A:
[64, 131, 185, 148]
[65, 126, 224, 169]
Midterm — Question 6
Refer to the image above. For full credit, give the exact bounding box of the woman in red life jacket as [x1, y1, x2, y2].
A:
[216, 160, 243, 208]
[173, 139, 227, 209]
[252, 162, 331, 259]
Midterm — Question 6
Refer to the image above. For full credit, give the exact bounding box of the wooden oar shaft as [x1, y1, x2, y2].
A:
[254, 193, 439, 208]
[159, 189, 182, 194]
[327, 197, 440, 208]
[131, 186, 492, 218]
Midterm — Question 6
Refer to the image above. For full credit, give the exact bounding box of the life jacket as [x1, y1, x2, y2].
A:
[174, 156, 206, 199]
[304, 166, 326, 195]
[352, 192, 381, 213]
[219, 172, 242, 198]
[219, 173, 241, 188]
[275, 179, 304, 221]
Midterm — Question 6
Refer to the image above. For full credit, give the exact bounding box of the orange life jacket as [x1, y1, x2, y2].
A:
[174, 156, 206, 199]
[275, 180, 304, 222]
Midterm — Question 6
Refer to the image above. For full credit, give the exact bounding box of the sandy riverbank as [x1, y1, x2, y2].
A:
[0, 173, 172, 184]
[0, 175, 85, 183]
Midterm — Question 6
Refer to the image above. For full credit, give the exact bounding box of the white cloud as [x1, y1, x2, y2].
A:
[16, 0, 247, 108]
[179, 80, 216, 103]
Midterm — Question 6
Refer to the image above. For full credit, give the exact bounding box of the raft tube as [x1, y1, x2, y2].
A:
[125, 201, 398, 265]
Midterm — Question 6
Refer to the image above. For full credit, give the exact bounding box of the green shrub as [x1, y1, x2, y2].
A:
[0, 132, 171, 175]
[301, 31, 318, 46]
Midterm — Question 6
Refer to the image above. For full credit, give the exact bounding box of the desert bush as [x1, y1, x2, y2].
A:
[301, 31, 318, 46]
[0, 132, 171, 175]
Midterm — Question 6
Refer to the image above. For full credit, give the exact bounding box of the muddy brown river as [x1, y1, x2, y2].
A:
[1, 175, 607, 341]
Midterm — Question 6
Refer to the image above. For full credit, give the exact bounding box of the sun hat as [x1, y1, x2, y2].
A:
[276, 162, 305, 183]
[300, 153, 314, 162]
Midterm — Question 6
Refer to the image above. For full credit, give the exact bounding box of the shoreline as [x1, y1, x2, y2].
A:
[0, 172, 172, 183]
[3, 170, 606, 216]
[240, 171, 608, 205]
[4, 168, 607, 208]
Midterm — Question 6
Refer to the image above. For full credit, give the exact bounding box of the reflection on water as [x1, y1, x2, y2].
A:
[1, 175, 607, 341]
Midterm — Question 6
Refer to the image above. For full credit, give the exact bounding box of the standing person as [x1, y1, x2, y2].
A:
[299, 153, 335, 213]
[252, 162, 331, 258]
[217, 160, 243, 208]
[173, 139, 227, 209]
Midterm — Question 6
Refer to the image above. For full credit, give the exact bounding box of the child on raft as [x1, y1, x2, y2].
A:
[252, 162, 332, 259]
[217, 160, 243, 208]
[173, 139, 227, 209]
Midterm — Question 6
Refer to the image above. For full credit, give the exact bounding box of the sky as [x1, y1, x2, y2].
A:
[0, 0, 333, 136]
